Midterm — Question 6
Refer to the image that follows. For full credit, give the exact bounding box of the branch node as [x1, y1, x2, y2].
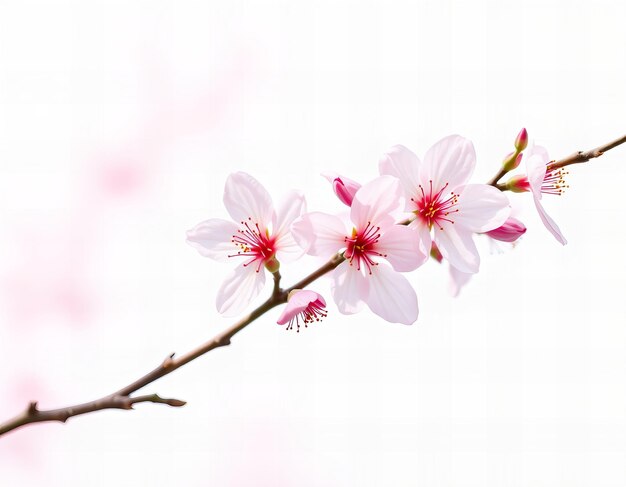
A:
[27, 402, 38, 415]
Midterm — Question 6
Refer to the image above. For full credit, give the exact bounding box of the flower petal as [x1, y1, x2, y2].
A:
[378, 224, 428, 272]
[186, 218, 239, 262]
[274, 190, 307, 262]
[533, 196, 567, 245]
[331, 263, 367, 314]
[421, 135, 476, 190]
[379, 145, 421, 200]
[452, 184, 511, 232]
[216, 265, 266, 316]
[350, 175, 403, 230]
[365, 263, 418, 325]
[277, 290, 326, 325]
[409, 219, 433, 256]
[223, 172, 274, 226]
[434, 224, 480, 274]
[322, 172, 361, 207]
[448, 264, 473, 297]
[525, 145, 549, 199]
[291, 212, 346, 257]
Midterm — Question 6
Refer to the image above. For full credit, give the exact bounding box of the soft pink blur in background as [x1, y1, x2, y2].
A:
[1, 1, 625, 486]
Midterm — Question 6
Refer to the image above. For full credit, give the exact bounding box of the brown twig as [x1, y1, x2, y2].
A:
[0, 253, 345, 438]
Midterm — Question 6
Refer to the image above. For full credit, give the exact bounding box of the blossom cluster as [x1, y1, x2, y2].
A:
[187, 131, 568, 328]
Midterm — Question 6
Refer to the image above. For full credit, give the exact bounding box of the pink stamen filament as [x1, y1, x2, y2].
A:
[228, 217, 276, 272]
[541, 167, 569, 195]
[343, 221, 387, 274]
[286, 302, 328, 332]
[412, 180, 459, 230]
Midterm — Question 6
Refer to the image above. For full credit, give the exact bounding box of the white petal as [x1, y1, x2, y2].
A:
[434, 224, 480, 274]
[274, 190, 306, 239]
[409, 219, 433, 256]
[453, 184, 511, 232]
[216, 265, 266, 317]
[379, 224, 427, 272]
[223, 172, 274, 226]
[186, 218, 239, 262]
[331, 263, 368, 314]
[291, 212, 346, 257]
[366, 263, 418, 325]
[350, 175, 403, 230]
[533, 196, 567, 245]
[379, 145, 421, 199]
[525, 145, 549, 199]
[421, 135, 476, 190]
[448, 264, 473, 297]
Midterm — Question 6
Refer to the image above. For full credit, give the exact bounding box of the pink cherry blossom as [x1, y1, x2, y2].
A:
[187, 172, 305, 316]
[523, 145, 568, 245]
[322, 172, 361, 207]
[484, 217, 527, 243]
[292, 176, 426, 325]
[380, 136, 511, 274]
[276, 290, 327, 332]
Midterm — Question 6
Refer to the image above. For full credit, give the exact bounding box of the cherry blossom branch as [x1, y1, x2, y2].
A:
[547, 134, 626, 171]
[491, 133, 626, 191]
[0, 253, 345, 438]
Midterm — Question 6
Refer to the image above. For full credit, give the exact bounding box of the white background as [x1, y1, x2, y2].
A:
[1, 1, 625, 485]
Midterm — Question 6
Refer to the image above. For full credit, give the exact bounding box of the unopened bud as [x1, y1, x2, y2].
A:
[502, 151, 523, 172]
[485, 217, 527, 242]
[514, 128, 528, 152]
[505, 175, 531, 193]
[322, 172, 361, 207]
[430, 241, 443, 263]
[264, 255, 280, 273]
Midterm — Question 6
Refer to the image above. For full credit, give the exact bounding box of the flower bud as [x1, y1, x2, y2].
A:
[430, 241, 443, 263]
[502, 151, 523, 172]
[322, 172, 361, 207]
[514, 128, 528, 152]
[485, 217, 527, 242]
[505, 175, 531, 193]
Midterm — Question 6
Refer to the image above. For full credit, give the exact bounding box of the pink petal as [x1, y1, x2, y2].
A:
[291, 212, 346, 256]
[378, 225, 428, 272]
[379, 145, 421, 201]
[216, 264, 266, 316]
[434, 224, 480, 274]
[484, 217, 527, 242]
[525, 145, 549, 199]
[365, 263, 418, 325]
[421, 135, 476, 191]
[533, 196, 567, 245]
[350, 175, 403, 230]
[277, 290, 326, 325]
[448, 264, 473, 297]
[273, 191, 307, 262]
[186, 218, 239, 262]
[330, 263, 368, 314]
[223, 172, 274, 226]
[322, 172, 361, 207]
[409, 219, 433, 256]
[452, 184, 511, 232]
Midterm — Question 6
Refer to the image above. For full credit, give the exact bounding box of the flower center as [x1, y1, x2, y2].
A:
[343, 221, 387, 274]
[286, 301, 328, 333]
[541, 167, 569, 195]
[411, 180, 459, 230]
[229, 217, 276, 272]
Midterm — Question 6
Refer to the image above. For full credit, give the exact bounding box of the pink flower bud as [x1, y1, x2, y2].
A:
[322, 172, 361, 207]
[485, 217, 527, 242]
[505, 174, 531, 193]
[430, 241, 443, 263]
[514, 128, 528, 151]
[502, 151, 523, 172]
